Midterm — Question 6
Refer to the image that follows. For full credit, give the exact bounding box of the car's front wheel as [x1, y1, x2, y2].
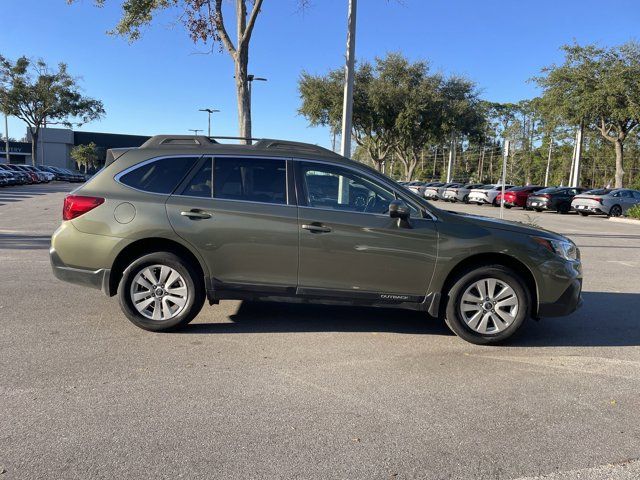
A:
[118, 251, 205, 331]
[444, 265, 530, 345]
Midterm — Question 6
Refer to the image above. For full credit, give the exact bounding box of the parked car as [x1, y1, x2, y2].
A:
[50, 134, 582, 345]
[5, 165, 36, 183]
[571, 188, 640, 217]
[405, 181, 429, 197]
[0, 165, 28, 184]
[0, 171, 18, 186]
[423, 182, 446, 200]
[496, 185, 543, 209]
[442, 183, 485, 203]
[468, 184, 516, 206]
[526, 187, 587, 213]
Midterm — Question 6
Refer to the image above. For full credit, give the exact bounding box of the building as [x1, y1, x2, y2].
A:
[0, 127, 150, 169]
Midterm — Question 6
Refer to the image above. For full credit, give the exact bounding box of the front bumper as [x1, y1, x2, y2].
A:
[537, 278, 583, 317]
[50, 248, 111, 295]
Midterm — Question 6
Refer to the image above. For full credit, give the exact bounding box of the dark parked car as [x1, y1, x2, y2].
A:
[526, 187, 588, 213]
[50, 134, 583, 345]
[496, 186, 543, 209]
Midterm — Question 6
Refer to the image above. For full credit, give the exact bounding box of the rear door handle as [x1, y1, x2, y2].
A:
[302, 223, 332, 233]
[180, 209, 212, 219]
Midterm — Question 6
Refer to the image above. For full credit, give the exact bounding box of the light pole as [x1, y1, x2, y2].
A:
[199, 108, 220, 137]
[189, 129, 203, 136]
[247, 74, 267, 110]
[340, 0, 357, 159]
[4, 112, 9, 164]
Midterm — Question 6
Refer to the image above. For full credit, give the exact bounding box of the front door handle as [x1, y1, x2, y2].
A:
[180, 209, 212, 219]
[302, 223, 332, 233]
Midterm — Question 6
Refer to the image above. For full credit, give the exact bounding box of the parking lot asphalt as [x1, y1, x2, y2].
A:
[1, 183, 640, 479]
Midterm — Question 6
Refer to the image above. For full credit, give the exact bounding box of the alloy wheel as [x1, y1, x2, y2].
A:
[130, 264, 189, 321]
[459, 278, 519, 335]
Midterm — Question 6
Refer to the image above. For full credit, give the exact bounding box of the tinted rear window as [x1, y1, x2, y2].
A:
[119, 156, 199, 194]
[584, 189, 612, 195]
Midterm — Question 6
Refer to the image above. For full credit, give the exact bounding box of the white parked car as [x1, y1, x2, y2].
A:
[442, 183, 485, 203]
[423, 182, 447, 200]
[468, 184, 516, 206]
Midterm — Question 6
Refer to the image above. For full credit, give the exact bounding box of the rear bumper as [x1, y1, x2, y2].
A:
[572, 205, 605, 214]
[50, 248, 111, 295]
[537, 279, 583, 317]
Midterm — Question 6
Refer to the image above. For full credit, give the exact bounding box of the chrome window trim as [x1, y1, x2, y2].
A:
[114, 154, 203, 196]
[293, 157, 437, 221]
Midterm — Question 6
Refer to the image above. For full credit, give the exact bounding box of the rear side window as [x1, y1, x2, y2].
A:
[214, 157, 287, 204]
[118, 156, 199, 194]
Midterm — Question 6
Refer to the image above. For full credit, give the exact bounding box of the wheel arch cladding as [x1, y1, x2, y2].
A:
[439, 252, 538, 317]
[108, 237, 206, 296]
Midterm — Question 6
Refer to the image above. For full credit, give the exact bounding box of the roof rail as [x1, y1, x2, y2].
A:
[254, 139, 340, 157]
[140, 135, 218, 149]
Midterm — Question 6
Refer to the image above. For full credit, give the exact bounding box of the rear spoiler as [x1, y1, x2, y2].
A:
[105, 148, 133, 167]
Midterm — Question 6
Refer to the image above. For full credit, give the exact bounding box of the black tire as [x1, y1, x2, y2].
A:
[608, 204, 622, 217]
[505, 204, 512, 209]
[443, 265, 530, 345]
[557, 203, 570, 214]
[118, 251, 205, 332]
[535, 208, 543, 212]
[463, 195, 469, 204]
[579, 212, 589, 217]
[492, 198, 499, 207]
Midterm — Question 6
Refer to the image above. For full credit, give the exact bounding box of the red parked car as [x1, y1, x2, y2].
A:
[496, 185, 543, 209]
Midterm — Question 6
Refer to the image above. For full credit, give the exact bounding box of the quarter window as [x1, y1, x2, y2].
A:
[299, 162, 396, 214]
[118, 156, 199, 194]
[214, 157, 287, 204]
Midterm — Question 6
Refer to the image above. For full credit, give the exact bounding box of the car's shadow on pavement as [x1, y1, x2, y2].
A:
[184, 301, 453, 336]
[184, 292, 640, 346]
[510, 291, 640, 347]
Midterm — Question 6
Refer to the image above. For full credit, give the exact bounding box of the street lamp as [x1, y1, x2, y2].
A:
[199, 108, 220, 137]
[189, 129, 203, 136]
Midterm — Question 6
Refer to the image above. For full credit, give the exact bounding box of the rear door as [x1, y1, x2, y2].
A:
[295, 160, 437, 302]
[166, 156, 299, 293]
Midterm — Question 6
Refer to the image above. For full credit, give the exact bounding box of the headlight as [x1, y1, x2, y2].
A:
[532, 236, 579, 261]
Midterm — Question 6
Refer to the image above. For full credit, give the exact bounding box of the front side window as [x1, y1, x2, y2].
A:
[214, 157, 287, 204]
[118, 156, 199, 194]
[300, 162, 396, 214]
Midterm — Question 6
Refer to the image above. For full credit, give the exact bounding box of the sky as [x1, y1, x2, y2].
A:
[1, 0, 639, 148]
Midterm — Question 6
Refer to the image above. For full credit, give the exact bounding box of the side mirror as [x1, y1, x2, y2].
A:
[389, 199, 411, 222]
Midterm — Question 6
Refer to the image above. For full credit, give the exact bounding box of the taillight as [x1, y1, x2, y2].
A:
[593, 197, 602, 204]
[63, 195, 104, 220]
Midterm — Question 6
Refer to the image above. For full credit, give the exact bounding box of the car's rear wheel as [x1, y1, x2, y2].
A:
[608, 204, 622, 217]
[535, 208, 543, 212]
[444, 265, 530, 345]
[118, 251, 205, 331]
[557, 203, 570, 214]
[579, 212, 589, 217]
[463, 195, 469, 204]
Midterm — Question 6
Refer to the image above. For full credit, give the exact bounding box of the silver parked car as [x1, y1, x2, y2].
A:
[442, 183, 485, 203]
[468, 184, 516, 206]
[571, 188, 640, 217]
[423, 182, 446, 200]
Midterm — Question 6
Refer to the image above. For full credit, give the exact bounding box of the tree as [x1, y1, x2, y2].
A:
[299, 59, 399, 172]
[71, 142, 101, 173]
[74, 0, 305, 142]
[0, 56, 105, 166]
[536, 42, 640, 187]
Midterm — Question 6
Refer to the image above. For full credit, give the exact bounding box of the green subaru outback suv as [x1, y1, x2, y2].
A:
[50, 135, 582, 344]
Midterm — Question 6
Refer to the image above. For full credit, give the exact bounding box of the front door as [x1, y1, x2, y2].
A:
[295, 161, 438, 303]
[166, 156, 299, 293]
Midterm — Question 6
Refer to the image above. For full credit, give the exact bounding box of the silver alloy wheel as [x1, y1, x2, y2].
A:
[130, 264, 188, 321]
[459, 278, 519, 335]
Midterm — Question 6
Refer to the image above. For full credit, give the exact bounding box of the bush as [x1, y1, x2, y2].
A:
[627, 204, 640, 219]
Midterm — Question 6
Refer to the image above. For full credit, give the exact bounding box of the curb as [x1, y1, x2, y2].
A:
[608, 216, 640, 225]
